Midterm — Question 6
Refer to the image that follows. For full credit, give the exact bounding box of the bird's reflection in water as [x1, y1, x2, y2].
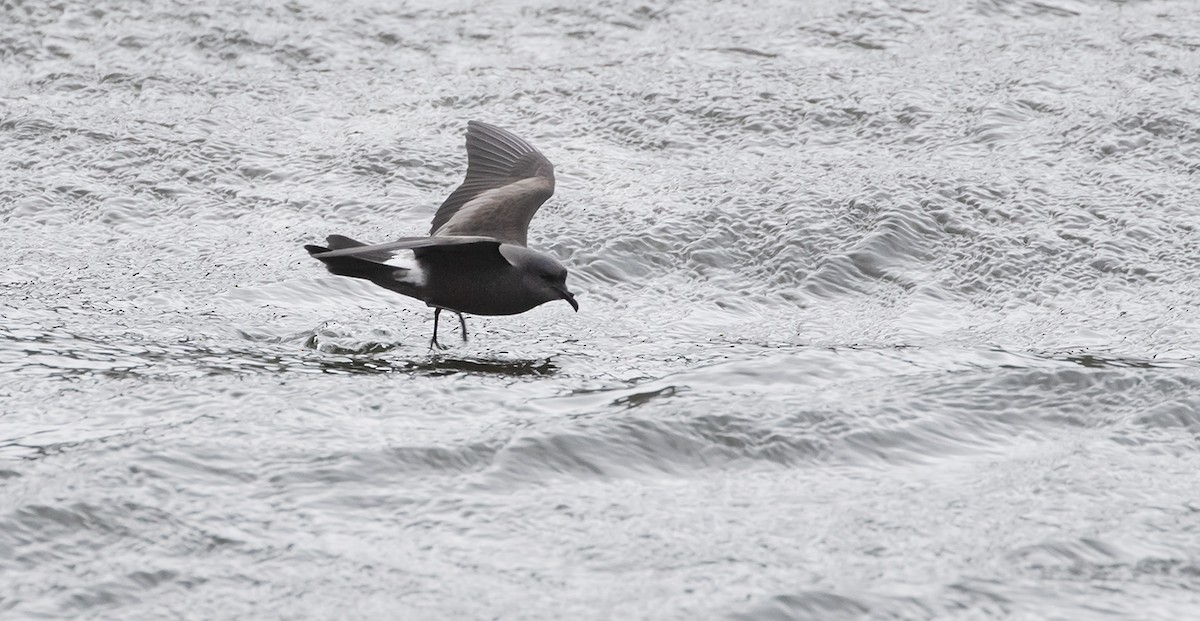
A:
[313, 354, 558, 377]
[300, 331, 557, 376]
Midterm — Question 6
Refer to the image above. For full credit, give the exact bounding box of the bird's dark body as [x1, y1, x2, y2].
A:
[415, 247, 540, 316]
[305, 240, 546, 316]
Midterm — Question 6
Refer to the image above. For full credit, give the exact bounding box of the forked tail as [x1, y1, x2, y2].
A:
[304, 236, 424, 300]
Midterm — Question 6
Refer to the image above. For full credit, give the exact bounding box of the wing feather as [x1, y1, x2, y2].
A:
[429, 121, 555, 246]
[308, 235, 501, 259]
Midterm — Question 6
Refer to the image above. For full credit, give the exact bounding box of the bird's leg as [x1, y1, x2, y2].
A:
[456, 312, 468, 342]
[429, 308, 448, 350]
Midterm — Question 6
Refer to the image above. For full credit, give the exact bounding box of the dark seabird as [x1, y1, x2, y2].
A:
[304, 121, 578, 349]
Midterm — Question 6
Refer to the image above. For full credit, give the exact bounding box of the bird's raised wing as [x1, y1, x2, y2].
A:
[428, 121, 555, 247]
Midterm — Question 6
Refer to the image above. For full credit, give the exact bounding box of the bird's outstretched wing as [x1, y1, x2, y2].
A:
[428, 121, 555, 247]
[305, 234, 501, 259]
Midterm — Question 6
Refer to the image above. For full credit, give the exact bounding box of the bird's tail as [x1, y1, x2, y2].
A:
[305, 237, 422, 299]
[304, 245, 384, 280]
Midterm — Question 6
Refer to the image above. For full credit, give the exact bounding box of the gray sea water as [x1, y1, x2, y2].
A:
[3, 0, 1200, 618]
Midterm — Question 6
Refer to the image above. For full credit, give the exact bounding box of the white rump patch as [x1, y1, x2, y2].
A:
[385, 250, 426, 287]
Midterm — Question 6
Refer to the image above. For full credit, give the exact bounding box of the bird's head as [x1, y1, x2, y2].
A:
[499, 245, 579, 312]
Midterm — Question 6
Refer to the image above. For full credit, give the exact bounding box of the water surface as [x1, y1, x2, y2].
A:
[3, 0, 1200, 618]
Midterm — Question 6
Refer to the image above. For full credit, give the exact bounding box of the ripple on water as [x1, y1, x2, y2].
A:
[0, 495, 230, 617]
[451, 346, 1200, 488]
[0, 322, 564, 382]
[3, 0, 1200, 617]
